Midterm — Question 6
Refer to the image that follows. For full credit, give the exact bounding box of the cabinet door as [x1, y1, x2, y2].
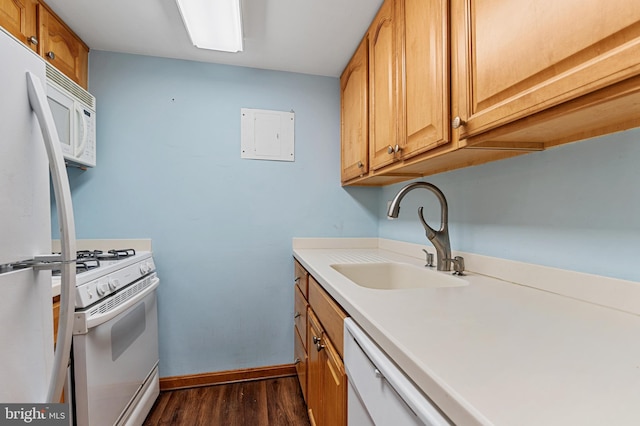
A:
[294, 285, 307, 348]
[452, 0, 640, 140]
[319, 337, 347, 426]
[0, 0, 37, 50]
[307, 311, 323, 426]
[294, 329, 308, 403]
[369, 0, 398, 170]
[38, 5, 88, 89]
[340, 36, 369, 182]
[396, 0, 450, 158]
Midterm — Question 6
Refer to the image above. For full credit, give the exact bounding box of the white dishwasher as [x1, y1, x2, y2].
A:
[344, 319, 452, 426]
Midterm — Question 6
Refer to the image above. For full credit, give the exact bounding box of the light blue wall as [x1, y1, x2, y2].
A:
[61, 51, 379, 377]
[379, 129, 640, 282]
[59, 49, 639, 378]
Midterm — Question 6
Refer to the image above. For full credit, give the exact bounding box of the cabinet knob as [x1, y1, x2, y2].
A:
[294, 276, 300, 284]
[316, 342, 325, 352]
[312, 335, 321, 344]
[294, 358, 301, 365]
[388, 145, 402, 154]
[46, 51, 55, 60]
[452, 116, 465, 129]
[294, 312, 301, 319]
[28, 36, 38, 46]
[357, 161, 364, 168]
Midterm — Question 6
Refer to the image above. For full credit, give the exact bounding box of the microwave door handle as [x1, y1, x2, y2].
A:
[75, 104, 88, 158]
[25, 71, 77, 404]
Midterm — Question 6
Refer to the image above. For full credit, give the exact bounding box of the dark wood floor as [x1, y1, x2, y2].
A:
[143, 377, 310, 426]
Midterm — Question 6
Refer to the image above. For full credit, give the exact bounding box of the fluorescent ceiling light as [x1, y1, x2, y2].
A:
[176, 0, 244, 53]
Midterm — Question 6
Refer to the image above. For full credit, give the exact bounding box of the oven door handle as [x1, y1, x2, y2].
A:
[74, 276, 160, 334]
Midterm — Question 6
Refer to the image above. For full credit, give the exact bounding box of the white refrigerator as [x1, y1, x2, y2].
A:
[0, 28, 77, 404]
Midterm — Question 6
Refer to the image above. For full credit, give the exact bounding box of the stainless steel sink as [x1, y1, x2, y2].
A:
[330, 262, 468, 290]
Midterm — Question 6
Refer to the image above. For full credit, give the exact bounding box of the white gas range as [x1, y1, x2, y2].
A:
[53, 248, 160, 426]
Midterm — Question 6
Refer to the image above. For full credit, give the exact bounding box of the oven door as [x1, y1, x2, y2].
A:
[73, 282, 159, 426]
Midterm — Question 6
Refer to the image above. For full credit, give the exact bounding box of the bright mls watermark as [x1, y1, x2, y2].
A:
[0, 404, 67, 425]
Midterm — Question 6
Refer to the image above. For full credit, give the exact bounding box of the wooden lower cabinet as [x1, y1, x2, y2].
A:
[293, 259, 347, 426]
[318, 335, 347, 426]
[294, 277, 309, 403]
[307, 310, 347, 426]
[294, 329, 308, 402]
[307, 310, 323, 426]
[294, 259, 309, 299]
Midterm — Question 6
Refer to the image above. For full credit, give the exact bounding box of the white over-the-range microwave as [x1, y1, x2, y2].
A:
[45, 63, 97, 168]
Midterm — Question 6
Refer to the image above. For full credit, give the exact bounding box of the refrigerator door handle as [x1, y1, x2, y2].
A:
[25, 71, 77, 404]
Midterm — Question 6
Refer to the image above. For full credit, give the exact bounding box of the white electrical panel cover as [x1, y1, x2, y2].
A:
[241, 108, 295, 161]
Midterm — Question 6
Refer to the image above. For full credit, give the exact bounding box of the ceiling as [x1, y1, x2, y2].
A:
[44, 0, 384, 78]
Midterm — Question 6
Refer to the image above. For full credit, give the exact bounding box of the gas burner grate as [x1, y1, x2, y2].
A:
[76, 249, 136, 261]
[77, 250, 102, 260]
[106, 248, 136, 259]
[76, 259, 100, 273]
[52, 258, 101, 277]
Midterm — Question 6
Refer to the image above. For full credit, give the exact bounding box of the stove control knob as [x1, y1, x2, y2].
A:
[108, 278, 119, 291]
[96, 282, 108, 296]
[146, 261, 153, 272]
[139, 264, 148, 274]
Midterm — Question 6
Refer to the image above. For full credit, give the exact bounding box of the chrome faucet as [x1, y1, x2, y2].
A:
[387, 182, 463, 273]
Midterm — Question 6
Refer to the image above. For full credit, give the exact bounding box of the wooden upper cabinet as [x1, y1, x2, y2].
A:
[38, 4, 88, 89]
[0, 0, 38, 50]
[368, 0, 398, 171]
[340, 36, 369, 183]
[452, 0, 640, 141]
[341, 0, 640, 185]
[396, 0, 450, 158]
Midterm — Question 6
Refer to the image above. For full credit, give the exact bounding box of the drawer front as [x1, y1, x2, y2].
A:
[294, 329, 308, 402]
[308, 276, 348, 357]
[294, 285, 308, 348]
[294, 259, 309, 298]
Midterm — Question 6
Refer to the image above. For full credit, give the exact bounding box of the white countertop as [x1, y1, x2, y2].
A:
[293, 238, 640, 426]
